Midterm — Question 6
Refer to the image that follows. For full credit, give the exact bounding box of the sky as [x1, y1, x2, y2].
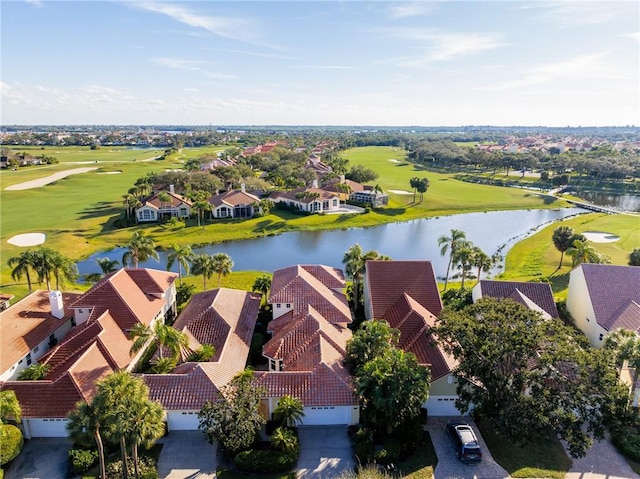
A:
[1, 0, 639, 126]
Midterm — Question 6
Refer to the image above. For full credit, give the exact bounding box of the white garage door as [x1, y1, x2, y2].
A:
[301, 406, 351, 425]
[167, 411, 200, 431]
[425, 396, 463, 416]
[26, 418, 69, 438]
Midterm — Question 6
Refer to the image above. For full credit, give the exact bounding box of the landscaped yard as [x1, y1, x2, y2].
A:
[475, 417, 571, 479]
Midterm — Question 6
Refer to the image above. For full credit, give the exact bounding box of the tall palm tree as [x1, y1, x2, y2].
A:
[129, 321, 189, 362]
[50, 251, 79, 290]
[157, 191, 171, 219]
[552, 225, 575, 269]
[212, 253, 234, 288]
[252, 274, 272, 306]
[7, 249, 37, 292]
[566, 239, 601, 267]
[273, 395, 305, 427]
[96, 257, 119, 276]
[191, 254, 216, 291]
[120, 399, 165, 479]
[32, 247, 59, 290]
[452, 240, 474, 289]
[122, 231, 159, 268]
[167, 244, 194, 285]
[342, 244, 364, 308]
[17, 363, 50, 380]
[437, 229, 467, 290]
[67, 401, 106, 479]
[470, 246, 493, 284]
[0, 390, 22, 424]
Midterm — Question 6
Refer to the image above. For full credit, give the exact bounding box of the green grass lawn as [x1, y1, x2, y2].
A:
[475, 417, 571, 479]
[397, 431, 437, 479]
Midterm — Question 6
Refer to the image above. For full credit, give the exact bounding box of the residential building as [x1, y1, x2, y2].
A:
[566, 264, 640, 347]
[270, 188, 341, 213]
[136, 187, 192, 222]
[364, 260, 463, 416]
[208, 186, 262, 219]
[472, 280, 559, 319]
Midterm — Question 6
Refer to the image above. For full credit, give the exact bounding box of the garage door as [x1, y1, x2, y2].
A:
[167, 411, 200, 431]
[301, 406, 351, 425]
[25, 418, 69, 438]
[425, 396, 463, 416]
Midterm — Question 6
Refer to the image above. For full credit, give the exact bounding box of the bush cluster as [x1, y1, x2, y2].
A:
[0, 425, 23, 466]
[611, 426, 640, 462]
[68, 448, 98, 474]
[234, 449, 297, 473]
[105, 456, 157, 479]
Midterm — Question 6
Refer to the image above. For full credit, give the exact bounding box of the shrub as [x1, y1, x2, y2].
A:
[234, 449, 297, 473]
[0, 425, 23, 466]
[105, 455, 157, 479]
[68, 448, 98, 474]
[612, 427, 640, 462]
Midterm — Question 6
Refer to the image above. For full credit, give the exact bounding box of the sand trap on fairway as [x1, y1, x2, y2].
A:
[388, 159, 401, 163]
[5, 167, 98, 190]
[388, 189, 413, 195]
[583, 231, 620, 243]
[98, 171, 122, 174]
[8, 233, 46, 246]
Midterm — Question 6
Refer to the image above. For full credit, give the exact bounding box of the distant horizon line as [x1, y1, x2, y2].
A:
[2, 124, 638, 129]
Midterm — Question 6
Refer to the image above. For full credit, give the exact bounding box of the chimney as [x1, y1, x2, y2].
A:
[169, 184, 175, 194]
[241, 183, 246, 193]
[49, 290, 64, 319]
[312, 179, 318, 188]
[340, 174, 345, 183]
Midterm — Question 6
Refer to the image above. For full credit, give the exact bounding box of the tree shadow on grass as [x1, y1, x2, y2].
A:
[77, 202, 121, 220]
[548, 271, 570, 292]
[375, 207, 407, 217]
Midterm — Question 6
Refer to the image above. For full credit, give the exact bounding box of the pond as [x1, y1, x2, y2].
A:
[77, 208, 586, 282]
[574, 192, 640, 213]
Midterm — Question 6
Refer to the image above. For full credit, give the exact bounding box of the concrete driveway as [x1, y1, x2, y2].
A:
[296, 426, 355, 479]
[157, 431, 217, 479]
[426, 417, 510, 479]
[565, 434, 639, 479]
[4, 437, 72, 479]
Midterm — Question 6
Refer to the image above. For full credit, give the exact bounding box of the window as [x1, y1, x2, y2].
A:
[33, 346, 39, 353]
[599, 333, 604, 341]
[26, 353, 32, 366]
[286, 303, 291, 308]
[276, 304, 281, 309]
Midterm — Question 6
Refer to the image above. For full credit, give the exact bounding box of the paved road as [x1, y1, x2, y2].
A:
[157, 431, 217, 479]
[296, 426, 355, 479]
[426, 417, 511, 479]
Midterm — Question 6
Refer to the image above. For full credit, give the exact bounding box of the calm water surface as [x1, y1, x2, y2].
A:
[575, 192, 640, 213]
[78, 208, 585, 281]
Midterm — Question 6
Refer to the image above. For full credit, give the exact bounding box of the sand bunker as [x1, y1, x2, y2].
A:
[388, 189, 413, 195]
[5, 167, 98, 190]
[583, 231, 620, 243]
[388, 159, 401, 163]
[98, 171, 122, 174]
[8, 233, 46, 246]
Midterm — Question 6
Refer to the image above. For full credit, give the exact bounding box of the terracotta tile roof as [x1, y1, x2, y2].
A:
[383, 293, 456, 380]
[580, 264, 640, 331]
[365, 260, 443, 319]
[144, 288, 260, 409]
[270, 188, 340, 204]
[143, 191, 192, 208]
[142, 364, 220, 410]
[608, 301, 640, 334]
[0, 290, 82, 374]
[269, 265, 351, 324]
[70, 268, 177, 331]
[209, 190, 260, 208]
[254, 362, 357, 406]
[323, 179, 365, 194]
[476, 280, 559, 318]
[264, 306, 351, 371]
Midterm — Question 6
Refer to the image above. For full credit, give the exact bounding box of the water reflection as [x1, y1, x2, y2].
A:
[77, 208, 586, 280]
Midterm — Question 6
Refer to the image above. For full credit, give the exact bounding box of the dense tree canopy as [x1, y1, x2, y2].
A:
[436, 298, 628, 458]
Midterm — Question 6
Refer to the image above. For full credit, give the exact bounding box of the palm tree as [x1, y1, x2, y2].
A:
[7, 250, 37, 292]
[566, 239, 601, 267]
[50, 251, 79, 290]
[470, 246, 493, 284]
[252, 274, 272, 306]
[273, 395, 305, 427]
[157, 191, 172, 219]
[452, 240, 474, 289]
[0, 390, 22, 424]
[122, 231, 159, 268]
[167, 244, 194, 285]
[343, 244, 364, 308]
[191, 254, 216, 291]
[32, 247, 59, 290]
[437, 229, 467, 291]
[96, 257, 119, 276]
[552, 226, 575, 269]
[270, 427, 298, 454]
[17, 363, 50, 380]
[129, 321, 189, 362]
[212, 253, 233, 288]
[409, 177, 419, 203]
[416, 177, 429, 202]
[67, 401, 106, 479]
[120, 398, 165, 479]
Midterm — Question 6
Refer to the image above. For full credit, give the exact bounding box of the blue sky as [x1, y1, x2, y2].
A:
[2, 1, 638, 126]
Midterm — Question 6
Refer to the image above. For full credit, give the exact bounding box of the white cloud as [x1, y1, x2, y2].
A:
[151, 57, 204, 71]
[293, 65, 357, 70]
[386, 2, 436, 19]
[131, 2, 255, 43]
[530, 2, 630, 27]
[24, 0, 43, 7]
[620, 32, 640, 42]
[385, 29, 507, 66]
[475, 53, 623, 91]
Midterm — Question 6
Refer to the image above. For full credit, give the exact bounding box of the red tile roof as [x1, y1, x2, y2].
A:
[142, 364, 220, 410]
[270, 188, 340, 204]
[0, 290, 82, 374]
[476, 280, 559, 318]
[269, 265, 351, 324]
[209, 190, 260, 208]
[365, 260, 443, 319]
[143, 191, 192, 208]
[580, 264, 640, 331]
